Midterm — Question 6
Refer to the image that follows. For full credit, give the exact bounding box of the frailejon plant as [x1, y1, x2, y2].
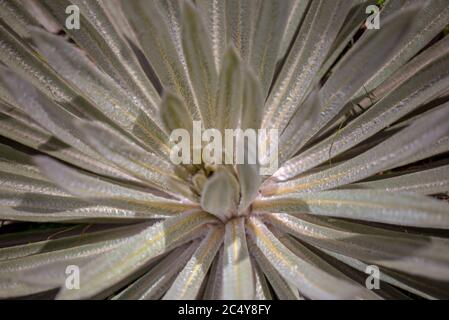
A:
[0, 0, 449, 300]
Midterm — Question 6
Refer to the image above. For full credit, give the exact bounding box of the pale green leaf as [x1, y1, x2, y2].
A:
[266, 213, 449, 281]
[225, 0, 257, 62]
[222, 218, 254, 299]
[164, 226, 224, 299]
[262, 0, 352, 133]
[255, 190, 449, 229]
[352, 164, 449, 195]
[57, 211, 217, 299]
[113, 243, 197, 300]
[0, 0, 38, 38]
[0, 223, 149, 262]
[202, 247, 224, 300]
[181, 1, 218, 129]
[352, 0, 449, 100]
[215, 47, 243, 133]
[0, 111, 133, 181]
[322, 248, 449, 299]
[250, 0, 288, 96]
[277, 0, 310, 60]
[35, 156, 198, 215]
[201, 168, 240, 221]
[297, 5, 420, 151]
[0, 143, 48, 181]
[196, 0, 226, 71]
[247, 216, 375, 299]
[0, 223, 146, 298]
[160, 91, 193, 134]
[74, 120, 195, 201]
[0, 24, 96, 118]
[247, 234, 302, 300]
[29, 27, 169, 156]
[0, 191, 160, 222]
[276, 36, 449, 180]
[253, 260, 273, 300]
[237, 71, 263, 211]
[121, 0, 201, 120]
[273, 230, 380, 299]
[0, 171, 69, 197]
[40, 0, 162, 120]
[265, 103, 449, 195]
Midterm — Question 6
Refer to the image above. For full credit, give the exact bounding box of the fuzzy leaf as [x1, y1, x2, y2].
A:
[276, 36, 449, 180]
[265, 103, 449, 195]
[266, 213, 449, 281]
[196, 0, 226, 71]
[201, 168, 240, 221]
[40, 0, 162, 120]
[29, 27, 169, 156]
[277, 0, 310, 60]
[35, 156, 197, 215]
[297, 5, 420, 152]
[352, 0, 449, 100]
[247, 235, 302, 300]
[181, 1, 218, 129]
[352, 164, 449, 195]
[164, 226, 224, 299]
[215, 47, 243, 133]
[225, 0, 257, 62]
[255, 190, 449, 229]
[222, 218, 254, 299]
[74, 120, 195, 201]
[262, 0, 352, 133]
[114, 243, 197, 300]
[57, 211, 217, 299]
[0, 223, 146, 298]
[121, 0, 201, 120]
[247, 216, 375, 299]
[160, 91, 194, 134]
[250, 0, 288, 96]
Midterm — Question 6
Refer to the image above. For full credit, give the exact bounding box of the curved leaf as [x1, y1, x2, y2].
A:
[164, 226, 224, 299]
[222, 218, 254, 299]
[352, 164, 449, 195]
[266, 213, 449, 281]
[265, 103, 449, 195]
[56, 211, 218, 299]
[255, 190, 449, 229]
[247, 216, 375, 299]
[201, 168, 240, 221]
